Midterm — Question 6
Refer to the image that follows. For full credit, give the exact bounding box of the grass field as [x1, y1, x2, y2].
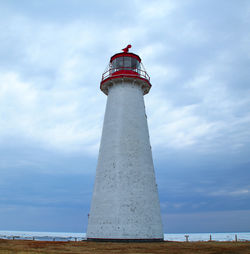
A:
[0, 240, 250, 254]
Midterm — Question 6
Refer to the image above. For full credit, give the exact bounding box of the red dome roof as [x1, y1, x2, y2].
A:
[110, 52, 141, 63]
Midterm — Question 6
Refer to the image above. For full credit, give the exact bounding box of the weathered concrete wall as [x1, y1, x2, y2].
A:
[87, 81, 163, 240]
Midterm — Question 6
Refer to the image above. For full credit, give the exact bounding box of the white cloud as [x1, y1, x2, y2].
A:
[1, 0, 250, 158]
[146, 94, 221, 151]
[149, 64, 180, 83]
[137, 0, 178, 20]
[0, 13, 113, 156]
[209, 188, 250, 197]
[0, 71, 103, 155]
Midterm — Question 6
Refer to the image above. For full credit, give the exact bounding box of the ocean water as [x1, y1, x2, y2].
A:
[0, 231, 86, 241]
[0, 231, 249, 242]
[164, 232, 250, 242]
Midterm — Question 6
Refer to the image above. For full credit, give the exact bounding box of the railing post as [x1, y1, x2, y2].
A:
[185, 235, 189, 242]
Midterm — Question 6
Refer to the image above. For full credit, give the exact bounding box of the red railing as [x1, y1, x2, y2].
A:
[101, 67, 150, 82]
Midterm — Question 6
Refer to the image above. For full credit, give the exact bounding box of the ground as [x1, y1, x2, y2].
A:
[0, 240, 250, 254]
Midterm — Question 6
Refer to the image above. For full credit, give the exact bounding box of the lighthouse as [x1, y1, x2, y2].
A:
[87, 45, 163, 241]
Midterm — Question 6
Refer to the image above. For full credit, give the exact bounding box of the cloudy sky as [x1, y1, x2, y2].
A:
[0, 0, 250, 234]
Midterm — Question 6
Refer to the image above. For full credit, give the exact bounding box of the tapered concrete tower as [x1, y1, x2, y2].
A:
[87, 45, 163, 241]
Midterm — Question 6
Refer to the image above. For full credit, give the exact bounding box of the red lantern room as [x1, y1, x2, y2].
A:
[100, 45, 151, 95]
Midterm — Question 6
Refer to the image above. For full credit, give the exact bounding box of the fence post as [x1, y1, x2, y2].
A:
[210, 234, 212, 241]
[235, 234, 237, 242]
[185, 235, 189, 242]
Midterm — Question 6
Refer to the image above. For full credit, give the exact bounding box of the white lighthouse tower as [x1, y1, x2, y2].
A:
[87, 45, 163, 241]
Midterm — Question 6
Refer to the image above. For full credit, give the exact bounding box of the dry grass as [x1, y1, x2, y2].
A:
[0, 239, 249, 254]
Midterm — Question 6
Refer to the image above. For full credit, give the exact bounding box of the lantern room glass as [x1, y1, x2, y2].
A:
[111, 57, 140, 73]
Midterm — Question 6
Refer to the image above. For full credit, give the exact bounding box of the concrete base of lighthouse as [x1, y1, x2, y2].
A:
[87, 238, 163, 242]
[86, 80, 163, 241]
